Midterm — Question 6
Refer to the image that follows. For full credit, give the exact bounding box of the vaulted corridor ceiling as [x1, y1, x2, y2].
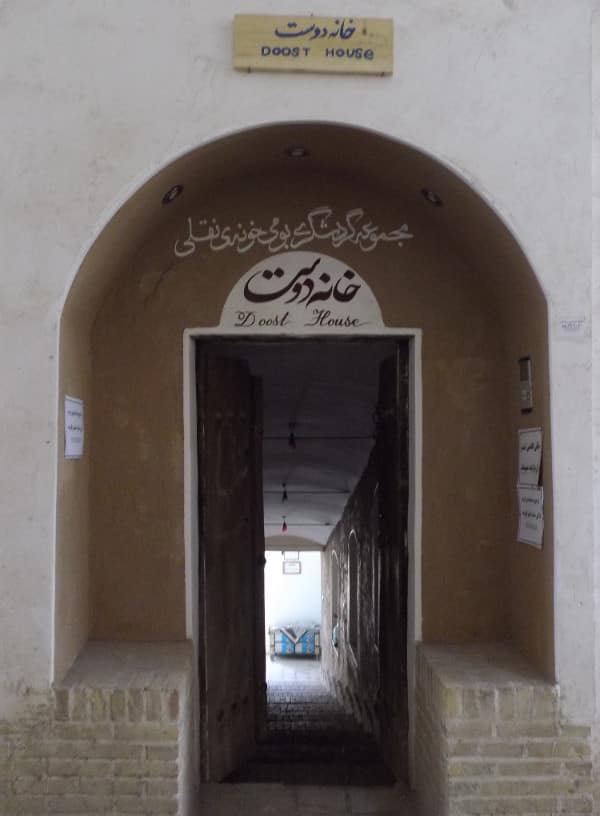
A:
[210, 340, 397, 546]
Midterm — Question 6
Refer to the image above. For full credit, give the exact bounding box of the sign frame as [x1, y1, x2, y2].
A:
[283, 560, 302, 575]
[233, 14, 393, 76]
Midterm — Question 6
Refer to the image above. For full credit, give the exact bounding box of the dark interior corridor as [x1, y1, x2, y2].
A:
[227, 662, 395, 785]
[197, 338, 410, 791]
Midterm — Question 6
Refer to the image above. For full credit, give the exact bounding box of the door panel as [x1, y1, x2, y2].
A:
[376, 343, 409, 782]
[197, 352, 264, 782]
[250, 377, 267, 742]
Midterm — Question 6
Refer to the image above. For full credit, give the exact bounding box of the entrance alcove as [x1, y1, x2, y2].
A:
[55, 121, 553, 804]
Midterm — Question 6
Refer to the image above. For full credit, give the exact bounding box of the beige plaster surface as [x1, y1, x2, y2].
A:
[59, 640, 192, 689]
[419, 642, 552, 688]
[57, 125, 552, 678]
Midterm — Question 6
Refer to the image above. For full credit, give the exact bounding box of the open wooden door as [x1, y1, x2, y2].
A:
[250, 377, 268, 742]
[196, 351, 266, 782]
[376, 342, 410, 782]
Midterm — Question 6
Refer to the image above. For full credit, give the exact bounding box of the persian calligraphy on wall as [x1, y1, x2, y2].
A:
[174, 207, 413, 258]
[233, 15, 393, 76]
[220, 252, 384, 334]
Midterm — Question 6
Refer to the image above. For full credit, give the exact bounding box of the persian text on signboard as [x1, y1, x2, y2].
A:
[219, 252, 384, 335]
[233, 15, 393, 76]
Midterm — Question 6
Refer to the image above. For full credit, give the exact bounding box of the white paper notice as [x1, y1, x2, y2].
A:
[517, 485, 544, 548]
[556, 316, 586, 340]
[64, 396, 84, 459]
[518, 428, 542, 486]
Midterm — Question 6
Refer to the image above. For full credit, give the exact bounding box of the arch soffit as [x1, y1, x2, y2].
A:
[60, 121, 547, 333]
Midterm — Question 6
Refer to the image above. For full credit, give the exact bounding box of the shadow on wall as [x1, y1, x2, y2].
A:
[322, 452, 381, 740]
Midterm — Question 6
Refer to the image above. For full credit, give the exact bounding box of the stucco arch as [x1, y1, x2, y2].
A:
[55, 121, 552, 686]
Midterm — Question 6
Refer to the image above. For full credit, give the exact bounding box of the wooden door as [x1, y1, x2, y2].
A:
[197, 352, 265, 782]
[376, 343, 409, 782]
[250, 377, 268, 742]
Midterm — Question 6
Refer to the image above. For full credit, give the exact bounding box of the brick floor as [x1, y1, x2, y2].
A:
[197, 782, 417, 815]
[198, 668, 417, 813]
[226, 678, 396, 786]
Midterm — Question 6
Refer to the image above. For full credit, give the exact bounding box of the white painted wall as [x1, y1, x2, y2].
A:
[591, 0, 600, 795]
[264, 551, 321, 638]
[0, 0, 594, 741]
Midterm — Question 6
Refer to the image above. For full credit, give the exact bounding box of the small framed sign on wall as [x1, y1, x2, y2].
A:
[283, 560, 301, 575]
[519, 356, 533, 413]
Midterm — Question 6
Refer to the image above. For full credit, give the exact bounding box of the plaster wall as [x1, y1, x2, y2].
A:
[591, 2, 600, 802]
[87, 171, 518, 655]
[0, 0, 592, 736]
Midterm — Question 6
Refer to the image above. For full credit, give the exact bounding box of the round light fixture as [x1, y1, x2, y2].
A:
[285, 146, 310, 159]
[162, 184, 184, 205]
[421, 188, 443, 207]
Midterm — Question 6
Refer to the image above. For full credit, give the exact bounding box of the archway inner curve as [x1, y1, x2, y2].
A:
[56, 121, 553, 699]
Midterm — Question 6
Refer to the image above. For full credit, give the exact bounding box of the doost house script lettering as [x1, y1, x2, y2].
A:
[231, 255, 371, 330]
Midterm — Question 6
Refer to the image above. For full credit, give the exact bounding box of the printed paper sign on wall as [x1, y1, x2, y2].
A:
[64, 396, 84, 459]
[517, 428, 543, 548]
[518, 428, 542, 486]
[517, 485, 544, 549]
[220, 252, 384, 334]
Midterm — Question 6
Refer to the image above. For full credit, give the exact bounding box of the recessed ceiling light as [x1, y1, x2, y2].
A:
[162, 184, 184, 205]
[421, 188, 443, 207]
[285, 146, 310, 159]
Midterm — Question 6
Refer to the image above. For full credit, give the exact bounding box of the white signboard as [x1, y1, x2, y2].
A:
[518, 428, 542, 486]
[220, 252, 384, 334]
[64, 396, 84, 459]
[517, 485, 544, 549]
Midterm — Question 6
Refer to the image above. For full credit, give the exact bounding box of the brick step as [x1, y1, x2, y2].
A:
[267, 694, 342, 710]
[267, 702, 349, 711]
[257, 729, 383, 765]
[267, 717, 357, 736]
[267, 702, 338, 709]
[256, 747, 382, 765]
[225, 759, 396, 786]
[258, 734, 380, 751]
[263, 730, 376, 746]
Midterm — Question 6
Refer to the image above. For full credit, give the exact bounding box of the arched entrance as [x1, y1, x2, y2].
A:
[54, 121, 553, 812]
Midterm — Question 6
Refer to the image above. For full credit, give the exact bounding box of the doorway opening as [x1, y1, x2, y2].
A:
[196, 337, 411, 787]
[265, 549, 322, 682]
[54, 120, 555, 814]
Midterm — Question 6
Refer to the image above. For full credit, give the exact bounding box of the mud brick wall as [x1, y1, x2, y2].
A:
[0, 681, 189, 815]
[415, 645, 593, 816]
[0, 688, 180, 815]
